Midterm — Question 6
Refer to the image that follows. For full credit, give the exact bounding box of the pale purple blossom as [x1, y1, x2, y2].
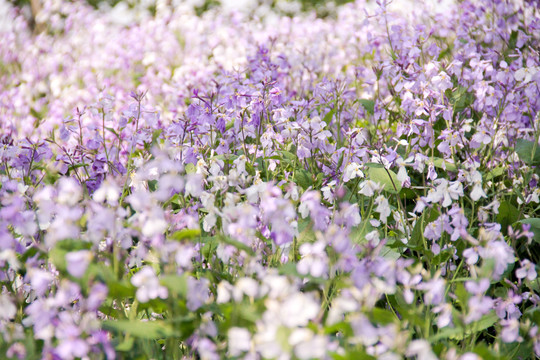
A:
[66, 250, 92, 278]
[130, 266, 168, 303]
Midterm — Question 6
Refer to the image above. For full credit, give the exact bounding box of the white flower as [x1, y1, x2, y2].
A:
[196, 159, 209, 176]
[397, 165, 410, 186]
[426, 179, 463, 207]
[467, 170, 487, 201]
[470, 183, 487, 201]
[216, 281, 233, 304]
[185, 174, 203, 197]
[261, 275, 291, 300]
[93, 179, 120, 204]
[322, 180, 336, 202]
[514, 66, 539, 83]
[203, 213, 217, 232]
[297, 241, 328, 278]
[131, 266, 168, 303]
[365, 230, 381, 246]
[279, 293, 319, 327]
[343, 162, 364, 182]
[142, 216, 167, 237]
[375, 195, 391, 224]
[233, 277, 259, 301]
[358, 180, 381, 197]
[57, 177, 82, 206]
[289, 329, 327, 360]
[406, 340, 437, 360]
[0, 294, 17, 320]
[228, 327, 251, 356]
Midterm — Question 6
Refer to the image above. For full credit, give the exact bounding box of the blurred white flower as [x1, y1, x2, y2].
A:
[131, 266, 168, 303]
[228, 327, 251, 356]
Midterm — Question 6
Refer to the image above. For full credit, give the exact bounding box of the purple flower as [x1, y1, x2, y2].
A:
[516, 259, 537, 281]
[66, 250, 92, 278]
[424, 221, 442, 241]
[6, 343, 26, 360]
[298, 191, 330, 231]
[55, 321, 90, 360]
[465, 279, 494, 324]
[463, 247, 479, 265]
[433, 303, 453, 328]
[478, 240, 515, 281]
[417, 278, 445, 305]
[465, 278, 490, 295]
[27, 269, 54, 297]
[500, 319, 520, 343]
[87, 283, 109, 312]
[187, 277, 210, 311]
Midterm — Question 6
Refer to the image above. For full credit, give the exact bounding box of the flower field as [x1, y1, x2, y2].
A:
[1, 0, 539, 358]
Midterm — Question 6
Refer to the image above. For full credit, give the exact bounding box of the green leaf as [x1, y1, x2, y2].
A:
[115, 337, 134, 352]
[170, 228, 201, 241]
[379, 245, 401, 260]
[358, 99, 375, 115]
[322, 108, 336, 125]
[429, 326, 465, 342]
[451, 86, 475, 113]
[68, 163, 90, 169]
[430, 313, 498, 342]
[324, 321, 353, 337]
[497, 201, 519, 235]
[515, 138, 540, 165]
[220, 235, 255, 256]
[369, 307, 397, 325]
[468, 313, 499, 337]
[508, 30, 519, 50]
[102, 320, 176, 339]
[212, 154, 238, 162]
[152, 129, 163, 145]
[200, 235, 255, 256]
[454, 282, 469, 308]
[105, 127, 121, 140]
[350, 221, 374, 245]
[472, 343, 498, 359]
[279, 150, 297, 163]
[332, 349, 376, 360]
[84, 263, 115, 284]
[485, 166, 505, 181]
[160, 274, 188, 297]
[366, 163, 402, 194]
[297, 226, 316, 245]
[501, 341, 533, 360]
[185, 163, 196, 174]
[148, 179, 158, 192]
[294, 169, 313, 190]
[107, 280, 136, 299]
[526, 307, 540, 326]
[432, 157, 457, 172]
[278, 262, 301, 277]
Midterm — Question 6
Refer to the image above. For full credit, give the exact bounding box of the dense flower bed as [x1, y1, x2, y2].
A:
[1, 0, 540, 359]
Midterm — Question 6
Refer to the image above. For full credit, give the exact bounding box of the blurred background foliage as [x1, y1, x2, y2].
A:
[10, 0, 356, 21]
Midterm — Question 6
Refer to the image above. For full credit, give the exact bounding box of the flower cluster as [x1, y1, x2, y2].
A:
[0, 0, 539, 359]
